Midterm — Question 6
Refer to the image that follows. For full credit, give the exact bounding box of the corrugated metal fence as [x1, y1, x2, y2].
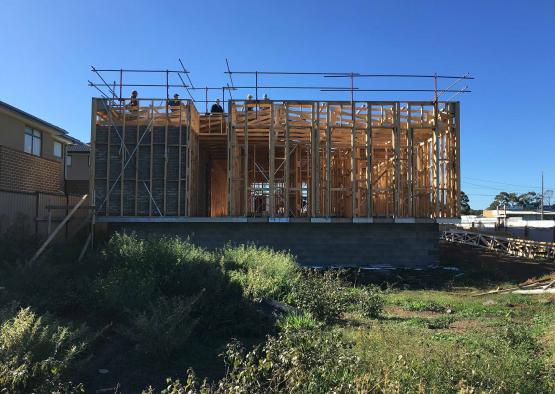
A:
[0, 189, 90, 239]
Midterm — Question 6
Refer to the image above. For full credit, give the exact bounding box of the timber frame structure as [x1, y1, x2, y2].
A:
[91, 97, 461, 221]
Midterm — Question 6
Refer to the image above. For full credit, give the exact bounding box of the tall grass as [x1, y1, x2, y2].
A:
[221, 244, 298, 301]
[0, 306, 86, 393]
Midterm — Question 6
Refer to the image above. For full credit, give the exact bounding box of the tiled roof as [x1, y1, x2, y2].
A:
[68, 144, 91, 153]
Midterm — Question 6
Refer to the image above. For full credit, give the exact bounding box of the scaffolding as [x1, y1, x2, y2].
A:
[90, 64, 469, 221]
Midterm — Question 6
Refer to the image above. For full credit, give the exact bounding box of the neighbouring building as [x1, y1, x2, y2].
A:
[483, 207, 555, 221]
[460, 208, 555, 242]
[0, 100, 88, 235]
[0, 100, 74, 194]
[65, 143, 90, 195]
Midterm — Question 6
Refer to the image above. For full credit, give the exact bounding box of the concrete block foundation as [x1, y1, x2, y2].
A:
[108, 222, 439, 268]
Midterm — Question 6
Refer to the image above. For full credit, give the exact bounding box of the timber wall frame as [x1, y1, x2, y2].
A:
[91, 98, 460, 221]
[91, 97, 199, 217]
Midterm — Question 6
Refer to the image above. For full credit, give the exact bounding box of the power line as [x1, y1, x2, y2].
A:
[462, 181, 542, 192]
[463, 176, 553, 190]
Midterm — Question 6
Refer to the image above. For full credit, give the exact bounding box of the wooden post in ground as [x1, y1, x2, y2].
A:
[28, 194, 88, 266]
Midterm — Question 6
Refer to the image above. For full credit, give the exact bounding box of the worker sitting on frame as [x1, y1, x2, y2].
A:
[211, 98, 224, 114]
[126, 90, 139, 112]
[246, 94, 254, 111]
[168, 93, 181, 112]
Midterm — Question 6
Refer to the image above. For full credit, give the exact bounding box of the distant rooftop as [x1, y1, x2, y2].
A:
[67, 143, 90, 153]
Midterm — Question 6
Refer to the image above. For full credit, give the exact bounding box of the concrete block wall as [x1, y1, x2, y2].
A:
[109, 222, 439, 267]
[0, 145, 63, 193]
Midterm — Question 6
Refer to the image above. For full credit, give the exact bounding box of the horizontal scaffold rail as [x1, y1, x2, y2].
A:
[441, 229, 555, 261]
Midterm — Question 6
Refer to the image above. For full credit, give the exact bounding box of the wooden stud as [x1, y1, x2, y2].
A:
[89, 98, 97, 215]
[325, 105, 331, 217]
[366, 103, 372, 217]
[120, 102, 126, 216]
[244, 103, 249, 216]
[177, 99, 182, 216]
[269, 103, 275, 217]
[455, 101, 461, 217]
[285, 102, 290, 217]
[351, 102, 356, 217]
[394, 102, 401, 217]
[149, 101, 154, 216]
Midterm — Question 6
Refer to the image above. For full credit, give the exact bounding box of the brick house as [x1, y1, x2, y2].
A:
[65, 143, 90, 195]
[0, 100, 75, 194]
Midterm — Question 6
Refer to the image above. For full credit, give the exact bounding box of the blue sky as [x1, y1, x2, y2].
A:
[1, 0, 554, 209]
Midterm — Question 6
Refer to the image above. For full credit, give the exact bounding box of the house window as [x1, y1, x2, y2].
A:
[24, 127, 41, 156]
[53, 141, 62, 158]
[66, 155, 72, 166]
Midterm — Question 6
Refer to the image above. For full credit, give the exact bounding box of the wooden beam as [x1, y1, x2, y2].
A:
[285, 102, 290, 217]
[90, 98, 97, 216]
[28, 194, 88, 266]
[434, 100, 440, 217]
[269, 103, 275, 217]
[366, 103, 372, 217]
[394, 103, 401, 217]
[325, 105, 331, 217]
[407, 103, 413, 217]
[455, 101, 461, 217]
[120, 104, 126, 216]
[351, 102, 356, 217]
[244, 103, 249, 216]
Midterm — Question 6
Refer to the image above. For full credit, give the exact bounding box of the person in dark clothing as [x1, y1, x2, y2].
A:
[211, 98, 224, 113]
[246, 94, 254, 111]
[169, 93, 181, 111]
[127, 90, 139, 111]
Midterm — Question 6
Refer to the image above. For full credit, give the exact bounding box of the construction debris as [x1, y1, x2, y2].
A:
[442, 229, 555, 261]
[472, 275, 555, 296]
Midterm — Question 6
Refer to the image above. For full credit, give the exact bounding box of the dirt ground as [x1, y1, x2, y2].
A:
[440, 241, 554, 282]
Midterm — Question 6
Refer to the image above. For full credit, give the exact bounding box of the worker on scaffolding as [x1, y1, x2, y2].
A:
[210, 98, 224, 114]
[127, 90, 139, 112]
[246, 94, 254, 111]
[169, 93, 181, 112]
[261, 93, 270, 111]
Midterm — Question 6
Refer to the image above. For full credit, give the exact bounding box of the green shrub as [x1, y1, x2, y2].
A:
[96, 233, 268, 341]
[276, 311, 319, 331]
[288, 270, 349, 323]
[123, 292, 204, 359]
[145, 329, 361, 394]
[142, 368, 209, 394]
[221, 244, 298, 301]
[0, 307, 86, 393]
[345, 286, 384, 318]
[0, 213, 38, 265]
[97, 233, 222, 314]
[425, 315, 454, 329]
[402, 299, 447, 313]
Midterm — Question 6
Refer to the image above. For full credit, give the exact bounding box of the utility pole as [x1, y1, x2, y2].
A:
[541, 171, 544, 220]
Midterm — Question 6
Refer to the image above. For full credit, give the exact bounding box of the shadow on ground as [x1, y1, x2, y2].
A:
[350, 241, 554, 290]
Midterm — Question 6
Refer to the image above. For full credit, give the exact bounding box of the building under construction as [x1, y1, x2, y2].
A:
[90, 66, 468, 267]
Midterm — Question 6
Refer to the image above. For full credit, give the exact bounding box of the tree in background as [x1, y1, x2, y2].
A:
[517, 191, 541, 208]
[487, 191, 542, 210]
[460, 191, 471, 214]
[543, 189, 553, 206]
[487, 192, 518, 210]
[460, 191, 482, 215]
